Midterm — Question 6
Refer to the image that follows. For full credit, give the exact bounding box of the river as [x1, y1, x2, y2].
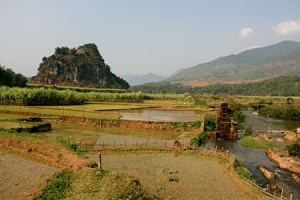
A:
[209, 111, 300, 199]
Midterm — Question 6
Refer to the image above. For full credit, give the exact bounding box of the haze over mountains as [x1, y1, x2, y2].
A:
[165, 41, 300, 87]
[121, 73, 166, 86]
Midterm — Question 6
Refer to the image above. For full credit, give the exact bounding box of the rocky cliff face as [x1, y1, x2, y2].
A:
[31, 44, 129, 89]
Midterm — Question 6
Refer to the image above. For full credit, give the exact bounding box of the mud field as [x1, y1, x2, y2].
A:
[89, 152, 251, 200]
[0, 148, 58, 200]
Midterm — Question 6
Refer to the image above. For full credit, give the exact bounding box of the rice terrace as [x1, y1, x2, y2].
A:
[1, 2, 300, 199]
[1, 84, 300, 199]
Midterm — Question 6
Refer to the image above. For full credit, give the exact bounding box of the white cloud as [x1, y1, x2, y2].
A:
[273, 20, 300, 36]
[239, 27, 255, 39]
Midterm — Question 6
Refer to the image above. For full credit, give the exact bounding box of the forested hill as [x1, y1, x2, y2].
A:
[31, 44, 129, 89]
[167, 41, 300, 87]
[131, 76, 300, 96]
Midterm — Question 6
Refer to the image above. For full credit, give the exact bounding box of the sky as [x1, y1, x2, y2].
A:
[1, 0, 300, 77]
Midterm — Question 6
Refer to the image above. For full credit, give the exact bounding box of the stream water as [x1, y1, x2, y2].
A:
[208, 111, 300, 199]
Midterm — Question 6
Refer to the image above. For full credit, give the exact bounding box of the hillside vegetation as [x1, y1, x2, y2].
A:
[31, 44, 129, 89]
[131, 76, 300, 96]
[166, 41, 300, 87]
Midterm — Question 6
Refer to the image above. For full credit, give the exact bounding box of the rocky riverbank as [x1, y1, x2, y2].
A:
[265, 148, 300, 174]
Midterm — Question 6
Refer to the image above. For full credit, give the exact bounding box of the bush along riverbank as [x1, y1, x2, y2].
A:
[259, 105, 300, 121]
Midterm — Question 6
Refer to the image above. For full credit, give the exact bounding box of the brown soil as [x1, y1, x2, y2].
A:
[0, 136, 95, 170]
[0, 149, 58, 200]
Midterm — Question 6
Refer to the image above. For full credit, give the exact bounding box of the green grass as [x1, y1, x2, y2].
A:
[233, 159, 254, 181]
[36, 169, 73, 200]
[0, 113, 27, 120]
[42, 168, 159, 200]
[239, 136, 275, 149]
[0, 105, 121, 120]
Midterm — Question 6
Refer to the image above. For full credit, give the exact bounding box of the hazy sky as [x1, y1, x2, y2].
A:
[1, 0, 300, 77]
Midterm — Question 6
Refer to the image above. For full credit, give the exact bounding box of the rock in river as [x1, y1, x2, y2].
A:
[291, 173, 300, 183]
[259, 166, 275, 179]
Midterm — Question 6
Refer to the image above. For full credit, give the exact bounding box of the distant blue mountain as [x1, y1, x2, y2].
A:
[122, 73, 166, 86]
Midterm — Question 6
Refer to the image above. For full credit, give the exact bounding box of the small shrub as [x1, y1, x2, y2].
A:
[190, 131, 210, 147]
[60, 139, 79, 152]
[234, 159, 253, 181]
[204, 116, 216, 131]
[192, 120, 201, 128]
[93, 168, 109, 178]
[243, 124, 253, 136]
[193, 99, 207, 107]
[286, 140, 300, 157]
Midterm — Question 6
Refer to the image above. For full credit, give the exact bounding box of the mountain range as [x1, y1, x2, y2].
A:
[166, 40, 300, 87]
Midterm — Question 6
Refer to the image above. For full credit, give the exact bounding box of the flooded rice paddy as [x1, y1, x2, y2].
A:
[1, 110, 300, 199]
[0, 149, 58, 200]
[89, 152, 250, 200]
[120, 109, 203, 122]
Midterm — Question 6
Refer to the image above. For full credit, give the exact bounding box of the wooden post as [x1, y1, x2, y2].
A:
[281, 188, 283, 198]
[98, 152, 102, 169]
[273, 190, 276, 199]
[148, 109, 151, 121]
[290, 193, 293, 200]
[200, 115, 205, 132]
[226, 150, 229, 157]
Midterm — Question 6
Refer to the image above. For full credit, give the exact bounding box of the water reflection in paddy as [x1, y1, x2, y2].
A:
[120, 109, 203, 122]
[89, 152, 250, 200]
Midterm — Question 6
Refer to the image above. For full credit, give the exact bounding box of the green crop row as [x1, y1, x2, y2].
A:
[0, 86, 86, 106]
[0, 86, 155, 105]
